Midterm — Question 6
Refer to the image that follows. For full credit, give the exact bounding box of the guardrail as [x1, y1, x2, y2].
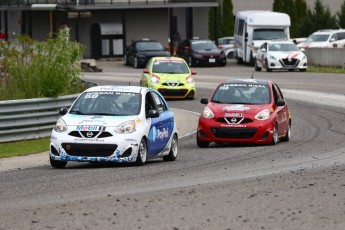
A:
[0, 94, 79, 143]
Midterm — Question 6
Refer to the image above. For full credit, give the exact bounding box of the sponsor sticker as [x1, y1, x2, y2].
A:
[223, 105, 249, 111]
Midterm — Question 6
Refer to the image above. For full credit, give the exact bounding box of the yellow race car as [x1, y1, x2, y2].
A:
[140, 57, 196, 99]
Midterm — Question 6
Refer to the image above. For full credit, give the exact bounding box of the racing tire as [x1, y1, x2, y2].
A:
[197, 132, 209, 148]
[300, 69, 307, 72]
[281, 120, 291, 142]
[254, 59, 261, 71]
[163, 134, 178, 161]
[288, 69, 294, 72]
[123, 55, 128, 66]
[270, 123, 279, 145]
[50, 157, 67, 169]
[135, 138, 147, 166]
[236, 57, 243, 65]
[134, 57, 139, 69]
[265, 59, 272, 72]
[249, 52, 255, 66]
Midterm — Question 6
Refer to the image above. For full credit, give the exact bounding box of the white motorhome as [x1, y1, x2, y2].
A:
[234, 11, 291, 65]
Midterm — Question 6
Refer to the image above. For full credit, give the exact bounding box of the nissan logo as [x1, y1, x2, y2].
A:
[230, 118, 237, 123]
[86, 132, 94, 138]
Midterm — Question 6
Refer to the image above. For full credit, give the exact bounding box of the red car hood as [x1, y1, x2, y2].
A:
[208, 102, 271, 117]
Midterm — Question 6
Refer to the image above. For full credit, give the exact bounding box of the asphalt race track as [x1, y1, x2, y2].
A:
[0, 60, 345, 230]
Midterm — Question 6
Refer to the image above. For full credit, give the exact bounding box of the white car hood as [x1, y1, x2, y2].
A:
[270, 51, 305, 59]
[62, 114, 137, 127]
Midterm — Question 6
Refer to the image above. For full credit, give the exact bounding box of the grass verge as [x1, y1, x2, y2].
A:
[308, 65, 345, 74]
[0, 138, 50, 159]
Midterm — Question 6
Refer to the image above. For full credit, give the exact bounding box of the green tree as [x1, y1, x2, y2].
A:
[273, 0, 285, 12]
[217, 1, 224, 38]
[297, 0, 337, 37]
[0, 27, 84, 100]
[208, 7, 215, 40]
[222, 0, 234, 37]
[336, 0, 345, 28]
[294, 0, 308, 37]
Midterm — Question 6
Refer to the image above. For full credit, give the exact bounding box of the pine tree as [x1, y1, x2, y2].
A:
[222, 0, 234, 37]
[208, 7, 215, 40]
[294, 0, 308, 37]
[273, 0, 285, 12]
[217, 1, 224, 38]
[336, 0, 345, 28]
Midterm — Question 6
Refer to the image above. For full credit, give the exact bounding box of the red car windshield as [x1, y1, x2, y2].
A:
[211, 83, 271, 105]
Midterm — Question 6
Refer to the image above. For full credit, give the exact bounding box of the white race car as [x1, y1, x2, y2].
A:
[50, 86, 178, 168]
[254, 40, 307, 72]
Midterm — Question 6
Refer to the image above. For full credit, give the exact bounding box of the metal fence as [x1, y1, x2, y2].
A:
[0, 94, 79, 143]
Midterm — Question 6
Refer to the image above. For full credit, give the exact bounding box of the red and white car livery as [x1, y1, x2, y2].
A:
[254, 40, 307, 72]
[50, 86, 178, 168]
[197, 79, 291, 147]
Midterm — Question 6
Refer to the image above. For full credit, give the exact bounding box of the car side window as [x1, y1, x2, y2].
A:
[272, 84, 284, 103]
[338, 32, 345, 40]
[331, 33, 338, 41]
[150, 92, 167, 113]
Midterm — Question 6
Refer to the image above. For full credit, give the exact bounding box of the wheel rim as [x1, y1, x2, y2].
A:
[287, 123, 291, 139]
[171, 135, 178, 157]
[273, 125, 278, 143]
[139, 139, 147, 162]
[123, 55, 127, 64]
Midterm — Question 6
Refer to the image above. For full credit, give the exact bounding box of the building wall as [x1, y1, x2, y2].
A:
[125, 9, 169, 48]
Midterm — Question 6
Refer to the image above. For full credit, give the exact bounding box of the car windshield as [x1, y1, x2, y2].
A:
[268, 43, 299, 51]
[191, 40, 217, 50]
[211, 83, 271, 105]
[253, 29, 287, 40]
[69, 91, 141, 116]
[306, 34, 330, 42]
[136, 41, 164, 51]
[218, 38, 234, 45]
[152, 60, 189, 74]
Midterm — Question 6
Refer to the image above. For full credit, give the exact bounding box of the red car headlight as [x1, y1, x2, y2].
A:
[202, 107, 214, 119]
[255, 109, 271, 120]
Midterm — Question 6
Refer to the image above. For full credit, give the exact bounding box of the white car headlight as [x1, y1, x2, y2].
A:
[255, 109, 271, 120]
[269, 55, 278, 60]
[202, 107, 214, 119]
[115, 120, 136, 134]
[54, 119, 67, 132]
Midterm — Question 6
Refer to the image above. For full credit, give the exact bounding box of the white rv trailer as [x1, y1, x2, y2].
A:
[234, 10, 291, 65]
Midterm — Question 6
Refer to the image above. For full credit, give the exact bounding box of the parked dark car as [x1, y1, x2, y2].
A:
[177, 38, 226, 67]
[124, 39, 170, 68]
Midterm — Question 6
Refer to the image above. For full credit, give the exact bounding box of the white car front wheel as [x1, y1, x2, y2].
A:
[135, 138, 147, 166]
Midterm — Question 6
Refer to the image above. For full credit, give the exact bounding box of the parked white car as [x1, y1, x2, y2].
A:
[50, 85, 178, 168]
[218, 36, 234, 59]
[297, 29, 345, 48]
[254, 40, 307, 72]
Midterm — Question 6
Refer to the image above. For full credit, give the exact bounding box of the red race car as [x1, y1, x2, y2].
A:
[197, 79, 291, 147]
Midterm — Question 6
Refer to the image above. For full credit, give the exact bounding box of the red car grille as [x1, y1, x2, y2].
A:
[210, 127, 257, 139]
[216, 117, 253, 124]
